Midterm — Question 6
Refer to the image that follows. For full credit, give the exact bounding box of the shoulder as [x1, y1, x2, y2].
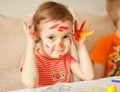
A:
[64, 53, 76, 63]
[95, 32, 115, 46]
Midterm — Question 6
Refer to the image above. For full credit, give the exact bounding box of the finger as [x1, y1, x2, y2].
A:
[86, 30, 95, 36]
[79, 20, 86, 31]
[79, 32, 87, 40]
[74, 20, 78, 32]
[23, 22, 30, 34]
[80, 30, 95, 41]
[23, 22, 27, 32]
[83, 24, 90, 31]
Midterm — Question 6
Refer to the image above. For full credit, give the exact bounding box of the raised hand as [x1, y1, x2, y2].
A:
[23, 22, 39, 48]
[23, 22, 40, 43]
[73, 20, 95, 48]
[74, 20, 94, 41]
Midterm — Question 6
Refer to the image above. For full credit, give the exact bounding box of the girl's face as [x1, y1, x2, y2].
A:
[38, 20, 73, 58]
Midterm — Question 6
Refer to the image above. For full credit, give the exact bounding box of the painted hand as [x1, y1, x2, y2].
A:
[74, 20, 94, 41]
[74, 20, 95, 42]
[23, 22, 40, 44]
[73, 20, 95, 48]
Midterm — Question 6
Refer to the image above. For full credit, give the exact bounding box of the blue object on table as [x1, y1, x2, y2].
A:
[112, 79, 120, 83]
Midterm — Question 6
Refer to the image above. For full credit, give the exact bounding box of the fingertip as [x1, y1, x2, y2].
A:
[23, 22, 26, 30]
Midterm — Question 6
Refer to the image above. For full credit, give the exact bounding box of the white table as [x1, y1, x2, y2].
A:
[12, 76, 120, 92]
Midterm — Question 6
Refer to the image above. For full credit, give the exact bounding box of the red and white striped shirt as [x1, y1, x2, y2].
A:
[20, 49, 75, 87]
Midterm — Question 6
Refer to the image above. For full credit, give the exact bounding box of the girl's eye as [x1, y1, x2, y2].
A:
[63, 35, 70, 39]
[48, 36, 55, 40]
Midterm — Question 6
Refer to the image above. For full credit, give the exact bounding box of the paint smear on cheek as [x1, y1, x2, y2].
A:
[45, 44, 49, 48]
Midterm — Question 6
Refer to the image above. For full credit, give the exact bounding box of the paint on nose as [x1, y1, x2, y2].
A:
[58, 42, 63, 48]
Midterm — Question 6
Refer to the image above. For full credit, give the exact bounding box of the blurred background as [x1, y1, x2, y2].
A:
[0, 0, 106, 18]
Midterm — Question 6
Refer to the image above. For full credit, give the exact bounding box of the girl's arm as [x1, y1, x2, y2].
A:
[71, 20, 94, 80]
[71, 43, 94, 80]
[21, 22, 39, 88]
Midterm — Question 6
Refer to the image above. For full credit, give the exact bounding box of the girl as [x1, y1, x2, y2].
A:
[20, 1, 94, 88]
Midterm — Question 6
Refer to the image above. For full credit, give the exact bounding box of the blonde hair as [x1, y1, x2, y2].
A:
[106, 0, 120, 26]
[32, 1, 73, 32]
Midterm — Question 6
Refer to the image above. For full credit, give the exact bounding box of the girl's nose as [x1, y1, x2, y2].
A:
[57, 41, 63, 48]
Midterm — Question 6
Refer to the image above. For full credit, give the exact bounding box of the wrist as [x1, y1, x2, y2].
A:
[78, 43, 86, 50]
[27, 39, 36, 49]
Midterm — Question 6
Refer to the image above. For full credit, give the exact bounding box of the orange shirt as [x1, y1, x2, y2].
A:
[20, 49, 75, 87]
[90, 32, 120, 77]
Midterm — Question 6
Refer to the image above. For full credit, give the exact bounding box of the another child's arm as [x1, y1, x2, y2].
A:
[21, 22, 39, 88]
[90, 38, 107, 79]
[93, 62, 105, 79]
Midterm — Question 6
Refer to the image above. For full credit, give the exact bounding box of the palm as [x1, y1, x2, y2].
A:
[23, 22, 38, 43]
[73, 20, 95, 49]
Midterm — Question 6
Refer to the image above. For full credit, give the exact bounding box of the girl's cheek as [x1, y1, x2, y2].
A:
[64, 39, 71, 47]
[67, 38, 72, 46]
[69, 39, 72, 47]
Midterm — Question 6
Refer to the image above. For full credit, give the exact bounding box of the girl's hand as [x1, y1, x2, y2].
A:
[73, 20, 94, 49]
[23, 22, 39, 48]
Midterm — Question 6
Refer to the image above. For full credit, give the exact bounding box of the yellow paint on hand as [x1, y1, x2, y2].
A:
[79, 30, 95, 40]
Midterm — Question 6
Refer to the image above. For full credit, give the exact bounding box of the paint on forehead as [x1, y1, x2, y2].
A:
[58, 26, 69, 32]
[49, 24, 59, 29]
[59, 33, 63, 37]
